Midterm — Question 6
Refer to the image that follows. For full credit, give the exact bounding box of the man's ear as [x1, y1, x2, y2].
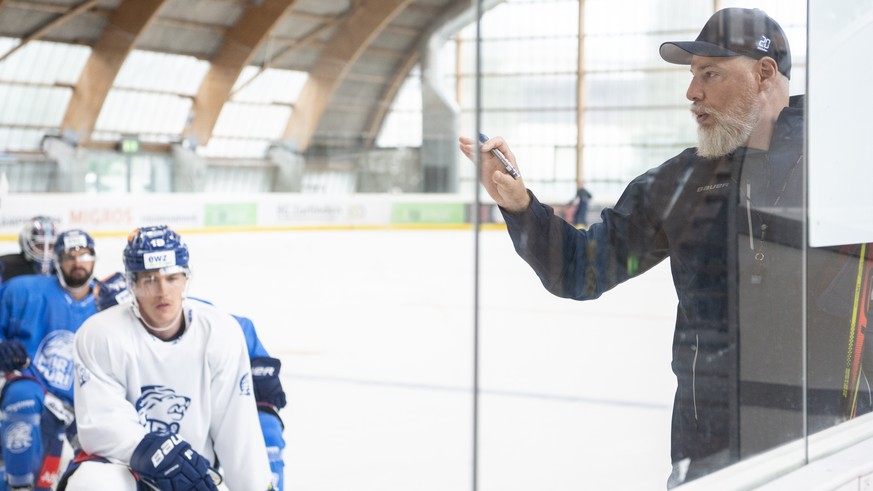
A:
[757, 57, 779, 83]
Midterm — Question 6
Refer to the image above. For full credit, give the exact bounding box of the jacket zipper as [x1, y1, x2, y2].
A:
[692, 334, 699, 421]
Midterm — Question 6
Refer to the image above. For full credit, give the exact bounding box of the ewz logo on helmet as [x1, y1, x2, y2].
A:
[143, 250, 177, 269]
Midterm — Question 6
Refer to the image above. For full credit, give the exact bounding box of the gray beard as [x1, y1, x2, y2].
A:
[694, 96, 760, 159]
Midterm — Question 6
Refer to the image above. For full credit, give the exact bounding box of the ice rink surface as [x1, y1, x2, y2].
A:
[4, 228, 680, 490]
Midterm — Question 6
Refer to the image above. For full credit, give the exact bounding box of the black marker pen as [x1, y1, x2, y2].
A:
[479, 133, 520, 179]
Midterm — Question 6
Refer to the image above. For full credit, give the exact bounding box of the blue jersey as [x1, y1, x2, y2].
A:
[188, 297, 270, 359]
[234, 314, 270, 359]
[0, 275, 96, 403]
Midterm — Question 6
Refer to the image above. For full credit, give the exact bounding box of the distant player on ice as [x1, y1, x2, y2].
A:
[59, 225, 273, 490]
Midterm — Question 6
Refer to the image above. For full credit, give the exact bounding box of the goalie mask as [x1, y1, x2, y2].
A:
[20, 215, 59, 274]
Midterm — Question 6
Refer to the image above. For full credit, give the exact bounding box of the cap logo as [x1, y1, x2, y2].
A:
[756, 35, 771, 53]
[143, 250, 176, 269]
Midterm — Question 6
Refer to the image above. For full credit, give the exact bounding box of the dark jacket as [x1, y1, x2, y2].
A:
[0, 252, 38, 284]
[501, 96, 806, 474]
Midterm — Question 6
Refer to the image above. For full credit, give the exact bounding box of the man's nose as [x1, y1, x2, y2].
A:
[686, 78, 703, 102]
[152, 279, 170, 294]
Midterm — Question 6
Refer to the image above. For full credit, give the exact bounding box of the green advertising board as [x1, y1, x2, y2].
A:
[391, 203, 466, 224]
[204, 203, 257, 227]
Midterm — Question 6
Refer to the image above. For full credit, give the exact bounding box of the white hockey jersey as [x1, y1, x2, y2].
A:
[73, 299, 273, 491]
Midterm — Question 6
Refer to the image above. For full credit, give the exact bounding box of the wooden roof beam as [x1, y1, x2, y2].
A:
[60, 0, 169, 143]
[361, 0, 469, 148]
[5, 0, 109, 15]
[282, 0, 412, 152]
[361, 49, 419, 147]
[229, 5, 354, 97]
[182, 0, 299, 146]
[0, 0, 102, 63]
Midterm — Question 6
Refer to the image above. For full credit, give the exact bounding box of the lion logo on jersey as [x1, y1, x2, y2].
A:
[239, 372, 252, 396]
[3, 421, 34, 454]
[33, 330, 75, 391]
[135, 385, 191, 434]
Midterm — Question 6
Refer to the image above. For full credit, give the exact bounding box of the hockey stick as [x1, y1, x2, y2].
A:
[842, 243, 873, 419]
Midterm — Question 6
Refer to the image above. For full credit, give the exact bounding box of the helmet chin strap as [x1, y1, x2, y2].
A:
[132, 301, 184, 333]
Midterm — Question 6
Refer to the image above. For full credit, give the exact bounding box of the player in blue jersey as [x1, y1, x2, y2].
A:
[90, 271, 287, 490]
[0, 229, 97, 491]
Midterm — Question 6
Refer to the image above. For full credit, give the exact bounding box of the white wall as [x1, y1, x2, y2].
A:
[808, 0, 873, 246]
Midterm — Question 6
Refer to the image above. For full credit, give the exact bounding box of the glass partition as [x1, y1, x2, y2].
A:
[805, 0, 873, 460]
[471, 1, 812, 489]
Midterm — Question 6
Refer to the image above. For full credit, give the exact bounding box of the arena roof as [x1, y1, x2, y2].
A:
[0, 0, 472, 155]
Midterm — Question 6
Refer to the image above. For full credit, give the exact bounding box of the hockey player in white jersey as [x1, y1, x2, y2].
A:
[89, 271, 287, 490]
[59, 225, 273, 491]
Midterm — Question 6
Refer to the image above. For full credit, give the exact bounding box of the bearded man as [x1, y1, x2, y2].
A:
[460, 8, 807, 489]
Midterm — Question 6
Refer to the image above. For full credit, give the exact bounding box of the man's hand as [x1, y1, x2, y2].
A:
[130, 432, 220, 491]
[0, 339, 29, 372]
[458, 135, 531, 213]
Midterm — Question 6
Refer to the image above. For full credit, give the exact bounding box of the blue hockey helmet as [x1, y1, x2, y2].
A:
[53, 229, 96, 260]
[123, 225, 189, 276]
[19, 215, 59, 273]
[53, 229, 96, 290]
[94, 271, 132, 311]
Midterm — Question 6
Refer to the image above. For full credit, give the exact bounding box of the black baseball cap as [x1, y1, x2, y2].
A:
[659, 8, 791, 79]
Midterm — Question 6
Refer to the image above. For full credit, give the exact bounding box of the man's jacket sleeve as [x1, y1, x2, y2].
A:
[502, 177, 669, 301]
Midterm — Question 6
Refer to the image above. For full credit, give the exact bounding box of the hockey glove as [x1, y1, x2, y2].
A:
[0, 339, 29, 372]
[130, 432, 219, 491]
[251, 356, 287, 409]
